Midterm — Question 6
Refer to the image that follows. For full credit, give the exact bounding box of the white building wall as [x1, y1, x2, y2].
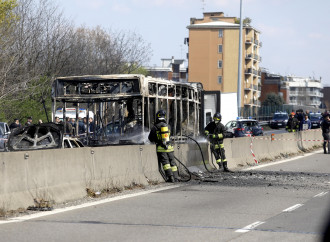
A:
[286, 76, 323, 107]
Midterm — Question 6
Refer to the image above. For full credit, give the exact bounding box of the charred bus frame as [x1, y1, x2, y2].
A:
[51, 74, 203, 145]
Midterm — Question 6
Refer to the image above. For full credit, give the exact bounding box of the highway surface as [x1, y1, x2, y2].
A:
[0, 150, 329, 242]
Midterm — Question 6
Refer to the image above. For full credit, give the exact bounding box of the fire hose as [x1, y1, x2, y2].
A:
[157, 155, 191, 182]
[158, 134, 221, 182]
[181, 135, 219, 173]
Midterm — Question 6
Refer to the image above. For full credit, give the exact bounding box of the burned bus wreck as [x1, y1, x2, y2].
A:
[52, 74, 203, 146]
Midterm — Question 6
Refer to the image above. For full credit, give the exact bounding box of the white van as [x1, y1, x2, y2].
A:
[55, 108, 94, 120]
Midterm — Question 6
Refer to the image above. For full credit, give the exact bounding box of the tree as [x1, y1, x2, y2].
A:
[235, 17, 252, 25]
[60, 26, 152, 76]
[0, 0, 17, 25]
[0, 0, 153, 123]
[262, 93, 285, 106]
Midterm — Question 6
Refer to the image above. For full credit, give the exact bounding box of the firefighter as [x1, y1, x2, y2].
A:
[286, 112, 299, 132]
[204, 112, 232, 172]
[321, 113, 330, 154]
[148, 110, 179, 183]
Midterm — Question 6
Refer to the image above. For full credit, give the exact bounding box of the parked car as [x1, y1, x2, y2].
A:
[0, 122, 10, 151]
[310, 112, 322, 129]
[225, 119, 263, 137]
[269, 112, 289, 129]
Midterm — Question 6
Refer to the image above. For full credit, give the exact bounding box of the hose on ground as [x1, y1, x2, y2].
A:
[181, 135, 218, 173]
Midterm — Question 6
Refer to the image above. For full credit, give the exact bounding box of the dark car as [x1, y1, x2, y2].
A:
[225, 119, 263, 137]
[310, 113, 322, 129]
[269, 112, 289, 129]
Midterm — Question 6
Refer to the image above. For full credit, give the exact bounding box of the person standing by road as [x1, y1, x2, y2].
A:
[321, 113, 330, 154]
[204, 112, 232, 172]
[301, 114, 311, 130]
[54, 116, 61, 124]
[148, 110, 179, 183]
[286, 112, 299, 132]
[9, 119, 21, 130]
[64, 117, 73, 136]
[25, 117, 33, 126]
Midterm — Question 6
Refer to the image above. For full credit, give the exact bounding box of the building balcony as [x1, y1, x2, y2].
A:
[289, 100, 321, 106]
[244, 99, 260, 106]
[245, 68, 253, 75]
[244, 84, 253, 91]
[245, 53, 253, 60]
[305, 101, 321, 106]
[245, 37, 254, 44]
[290, 91, 324, 97]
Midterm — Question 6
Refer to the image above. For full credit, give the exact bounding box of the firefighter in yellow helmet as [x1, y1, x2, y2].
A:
[204, 112, 232, 172]
[148, 110, 179, 182]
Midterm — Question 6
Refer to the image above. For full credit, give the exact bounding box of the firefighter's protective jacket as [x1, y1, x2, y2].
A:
[204, 121, 226, 144]
[286, 117, 299, 132]
[148, 122, 174, 152]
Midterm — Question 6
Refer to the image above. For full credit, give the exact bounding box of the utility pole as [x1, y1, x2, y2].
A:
[237, 0, 243, 117]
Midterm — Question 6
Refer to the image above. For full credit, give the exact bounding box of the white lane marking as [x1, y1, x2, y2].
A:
[283, 204, 303, 212]
[0, 185, 182, 225]
[314, 191, 328, 197]
[242, 150, 323, 171]
[235, 221, 265, 233]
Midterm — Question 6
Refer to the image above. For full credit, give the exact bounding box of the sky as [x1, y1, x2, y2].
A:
[55, 0, 330, 86]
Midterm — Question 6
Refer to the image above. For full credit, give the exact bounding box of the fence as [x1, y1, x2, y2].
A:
[239, 105, 325, 121]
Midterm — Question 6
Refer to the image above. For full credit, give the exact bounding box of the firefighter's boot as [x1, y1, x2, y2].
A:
[324, 142, 327, 154]
[167, 175, 175, 183]
[216, 159, 222, 170]
[173, 170, 180, 182]
[164, 166, 174, 183]
[223, 161, 233, 173]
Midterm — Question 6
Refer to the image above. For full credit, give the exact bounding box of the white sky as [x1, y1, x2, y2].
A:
[55, 0, 330, 86]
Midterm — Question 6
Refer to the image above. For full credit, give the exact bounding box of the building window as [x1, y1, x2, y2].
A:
[218, 29, 223, 38]
[218, 45, 223, 53]
[218, 60, 222, 69]
[218, 76, 222, 84]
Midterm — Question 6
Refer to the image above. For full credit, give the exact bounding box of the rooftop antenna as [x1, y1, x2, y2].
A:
[201, 0, 205, 13]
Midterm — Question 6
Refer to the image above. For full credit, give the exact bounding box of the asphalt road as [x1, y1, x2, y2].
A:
[0, 151, 329, 242]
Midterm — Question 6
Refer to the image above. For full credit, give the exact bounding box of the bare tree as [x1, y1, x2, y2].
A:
[61, 26, 152, 76]
[0, 0, 153, 122]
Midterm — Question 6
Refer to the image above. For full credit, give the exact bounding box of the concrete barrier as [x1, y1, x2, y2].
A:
[0, 129, 324, 211]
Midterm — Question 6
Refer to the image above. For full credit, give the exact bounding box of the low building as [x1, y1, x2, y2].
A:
[260, 69, 324, 110]
[321, 86, 330, 109]
[260, 69, 289, 104]
[285, 75, 323, 108]
[145, 57, 188, 82]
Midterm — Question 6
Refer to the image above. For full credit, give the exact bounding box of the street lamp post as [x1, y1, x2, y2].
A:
[237, 0, 243, 117]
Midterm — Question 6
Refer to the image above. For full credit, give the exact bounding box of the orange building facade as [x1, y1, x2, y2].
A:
[187, 12, 262, 115]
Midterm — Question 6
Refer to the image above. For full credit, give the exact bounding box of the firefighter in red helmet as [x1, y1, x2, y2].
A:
[148, 110, 179, 182]
[286, 112, 299, 132]
[204, 112, 232, 172]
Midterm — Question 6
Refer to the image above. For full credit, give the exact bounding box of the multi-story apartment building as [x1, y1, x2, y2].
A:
[145, 57, 188, 82]
[186, 12, 262, 115]
[285, 75, 323, 108]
